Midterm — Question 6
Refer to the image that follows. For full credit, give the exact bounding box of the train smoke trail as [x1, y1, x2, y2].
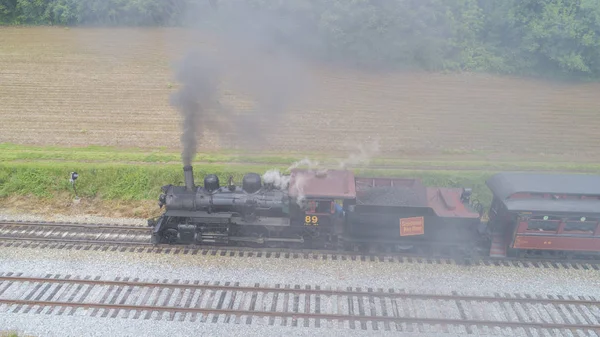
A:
[337, 139, 380, 169]
[169, 50, 221, 166]
[167, 1, 317, 162]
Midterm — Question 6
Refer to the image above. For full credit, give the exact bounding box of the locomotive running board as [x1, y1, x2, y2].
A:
[163, 210, 291, 227]
[227, 236, 304, 244]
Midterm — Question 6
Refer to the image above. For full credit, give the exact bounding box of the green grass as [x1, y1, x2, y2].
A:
[0, 332, 22, 337]
[0, 143, 305, 164]
[2, 143, 600, 211]
[0, 162, 279, 200]
[0, 161, 498, 207]
[2, 143, 600, 173]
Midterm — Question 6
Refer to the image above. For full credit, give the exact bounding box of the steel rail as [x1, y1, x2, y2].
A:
[0, 275, 596, 306]
[0, 298, 598, 331]
[0, 220, 598, 267]
[0, 236, 152, 245]
[0, 221, 149, 231]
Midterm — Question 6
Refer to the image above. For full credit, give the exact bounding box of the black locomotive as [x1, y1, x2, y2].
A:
[148, 164, 484, 253]
[149, 165, 344, 248]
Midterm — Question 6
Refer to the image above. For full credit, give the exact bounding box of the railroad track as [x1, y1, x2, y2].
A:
[0, 220, 599, 271]
[0, 220, 151, 245]
[0, 272, 598, 335]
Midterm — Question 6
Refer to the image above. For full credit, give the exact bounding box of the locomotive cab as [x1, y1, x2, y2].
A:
[287, 169, 357, 246]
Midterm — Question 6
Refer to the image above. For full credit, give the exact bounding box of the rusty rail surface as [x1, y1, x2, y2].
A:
[0, 274, 597, 306]
[0, 220, 152, 245]
[0, 273, 598, 333]
[0, 220, 599, 270]
[0, 220, 148, 230]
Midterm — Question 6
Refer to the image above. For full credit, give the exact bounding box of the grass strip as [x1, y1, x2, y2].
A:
[2, 143, 600, 172]
[0, 162, 498, 207]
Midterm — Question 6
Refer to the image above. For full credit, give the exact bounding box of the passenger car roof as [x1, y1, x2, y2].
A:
[504, 199, 600, 214]
[486, 172, 600, 200]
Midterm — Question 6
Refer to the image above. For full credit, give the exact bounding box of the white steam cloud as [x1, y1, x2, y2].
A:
[262, 140, 380, 205]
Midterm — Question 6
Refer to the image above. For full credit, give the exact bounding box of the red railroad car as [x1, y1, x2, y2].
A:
[485, 172, 600, 258]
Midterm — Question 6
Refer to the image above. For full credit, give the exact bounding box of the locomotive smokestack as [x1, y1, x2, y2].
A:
[183, 165, 195, 192]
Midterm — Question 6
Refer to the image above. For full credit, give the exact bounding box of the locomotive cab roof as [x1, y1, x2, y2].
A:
[288, 169, 356, 199]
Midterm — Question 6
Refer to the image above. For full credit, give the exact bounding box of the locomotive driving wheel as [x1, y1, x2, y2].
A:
[163, 229, 179, 244]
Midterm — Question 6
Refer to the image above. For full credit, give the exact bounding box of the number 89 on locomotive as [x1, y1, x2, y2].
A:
[304, 215, 319, 226]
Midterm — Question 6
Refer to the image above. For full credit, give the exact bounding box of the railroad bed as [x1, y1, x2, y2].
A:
[0, 220, 151, 245]
[0, 220, 599, 271]
[0, 272, 598, 335]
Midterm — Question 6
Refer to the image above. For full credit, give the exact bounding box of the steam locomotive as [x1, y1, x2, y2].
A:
[148, 165, 600, 259]
[149, 165, 348, 248]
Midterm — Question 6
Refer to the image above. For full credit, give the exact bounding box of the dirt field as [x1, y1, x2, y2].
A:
[2, 27, 600, 161]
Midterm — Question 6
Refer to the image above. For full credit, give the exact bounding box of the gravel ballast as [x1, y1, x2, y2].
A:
[0, 208, 147, 226]
[0, 315, 521, 337]
[0, 211, 599, 336]
[0, 244, 597, 297]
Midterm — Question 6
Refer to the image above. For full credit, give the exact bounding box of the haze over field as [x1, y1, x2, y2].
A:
[1, 1, 600, 162]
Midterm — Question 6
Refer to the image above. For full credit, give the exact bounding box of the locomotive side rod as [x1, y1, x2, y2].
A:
[225, 236, 304, 244]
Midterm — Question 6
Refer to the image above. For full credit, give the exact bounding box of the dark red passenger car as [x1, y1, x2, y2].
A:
[486, 172, 600, 257]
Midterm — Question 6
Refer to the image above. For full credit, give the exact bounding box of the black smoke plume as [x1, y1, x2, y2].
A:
[169, 49, 221, 166]
[169, 4, 314, 165]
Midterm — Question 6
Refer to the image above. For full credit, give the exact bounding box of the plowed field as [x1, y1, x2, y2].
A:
[2, 27, 600, 161]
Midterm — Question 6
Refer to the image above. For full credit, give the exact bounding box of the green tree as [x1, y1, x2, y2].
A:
[1, 0, 600, 79]
[46, 0, 78, 25]
[512, 0, 600, 77]
[0, 0, 19, 24]
[16, 0, 50, 24]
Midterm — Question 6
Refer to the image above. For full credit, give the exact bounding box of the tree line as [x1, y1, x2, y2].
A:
[2, 0, 600, 80]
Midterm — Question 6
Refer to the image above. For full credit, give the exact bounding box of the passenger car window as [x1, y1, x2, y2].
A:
[526, 215, 560, 232]
[563, 217, 597, 234]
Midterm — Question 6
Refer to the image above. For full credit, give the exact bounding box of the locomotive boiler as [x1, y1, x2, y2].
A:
[150, 165, 296, 245]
